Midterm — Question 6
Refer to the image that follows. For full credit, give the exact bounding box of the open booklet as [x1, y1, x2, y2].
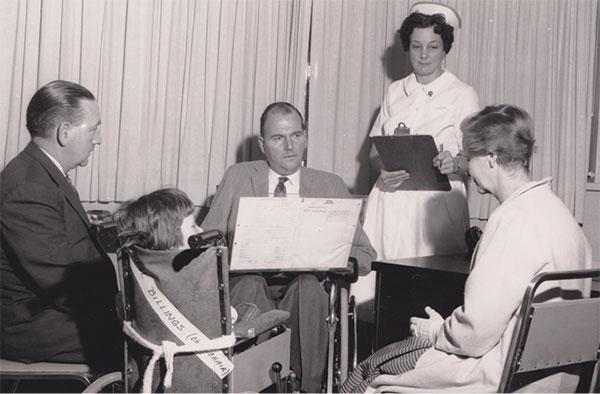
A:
[230, 197, 362, 272]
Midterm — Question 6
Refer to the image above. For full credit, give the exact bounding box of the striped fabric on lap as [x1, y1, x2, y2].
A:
[340, 336, 432, 393]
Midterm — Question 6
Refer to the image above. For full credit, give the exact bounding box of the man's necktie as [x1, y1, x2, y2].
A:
[274, 176, 288, 197]
[65, 172, 78, 194]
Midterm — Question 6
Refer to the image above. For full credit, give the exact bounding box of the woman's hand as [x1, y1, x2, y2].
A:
[433, 150, 458, 174]
[377, 169, 410, 192]
[433, 150, 468, 175]
[409, 306, 444, 344]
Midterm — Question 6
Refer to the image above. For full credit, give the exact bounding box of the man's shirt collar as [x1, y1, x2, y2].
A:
[268, 167, 300, 196]
[38, 146, 68, 177]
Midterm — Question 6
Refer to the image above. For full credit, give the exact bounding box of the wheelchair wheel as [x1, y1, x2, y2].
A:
[324, 278, 359, 393]
[82, 372, 125, 393]
[347, 294, 358, 373]
[331, 288, 358, 392]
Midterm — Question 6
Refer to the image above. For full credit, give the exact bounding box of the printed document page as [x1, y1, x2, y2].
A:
[230, 197, 362, 271]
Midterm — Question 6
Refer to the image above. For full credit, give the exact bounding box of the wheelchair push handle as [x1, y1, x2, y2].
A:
[188, 230, 224, 249]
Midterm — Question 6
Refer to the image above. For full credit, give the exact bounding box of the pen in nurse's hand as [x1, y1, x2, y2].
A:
[433, 144, 444, 168]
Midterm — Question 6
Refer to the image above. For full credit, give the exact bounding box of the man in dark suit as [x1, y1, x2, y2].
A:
[1, 80, 122, 372]
[202, 102, 376, 391]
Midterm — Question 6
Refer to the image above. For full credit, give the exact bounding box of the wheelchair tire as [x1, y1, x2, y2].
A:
[348, 294, 358, 373]
[81, 372, 124, 393]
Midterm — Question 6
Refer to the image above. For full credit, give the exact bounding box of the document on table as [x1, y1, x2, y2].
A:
[230, 197, 362, 272]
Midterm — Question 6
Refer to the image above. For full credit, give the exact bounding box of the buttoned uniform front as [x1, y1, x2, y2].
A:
[353, 70, 479, 321]
[0, 142, 121, 371]
[364, 178, 593, 393]
[365, 70, 479, 260]
[201, 160, 376, 392]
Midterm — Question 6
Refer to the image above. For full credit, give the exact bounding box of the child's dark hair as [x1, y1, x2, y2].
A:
[113, 188, 195, 250]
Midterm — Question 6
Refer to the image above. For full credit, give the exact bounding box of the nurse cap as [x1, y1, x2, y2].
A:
[409, 2, 461, 30]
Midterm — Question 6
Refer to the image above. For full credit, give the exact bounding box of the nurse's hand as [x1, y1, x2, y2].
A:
[377, 169, 410, 192]
[433, 150, 457, 174]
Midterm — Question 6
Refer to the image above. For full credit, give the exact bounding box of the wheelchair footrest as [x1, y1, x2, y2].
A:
[233, 309, 290, 339]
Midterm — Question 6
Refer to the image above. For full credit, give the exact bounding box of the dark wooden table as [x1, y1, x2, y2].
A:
[373, 253, 471, 350]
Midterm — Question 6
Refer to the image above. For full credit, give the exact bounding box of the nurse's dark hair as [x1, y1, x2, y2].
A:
[114, 188, 195, 250]
[26, 80, 96, 138]
[260, 102, 305, 137]
[461, 104, 536, 172]
[398, 12, 454, 53]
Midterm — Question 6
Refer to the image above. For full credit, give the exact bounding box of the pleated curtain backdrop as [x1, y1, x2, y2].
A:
[452, 0, 597, 222]
[307, 0, 597, 223]
[0, 0, 310, 206]
[1, 0, 597, 222]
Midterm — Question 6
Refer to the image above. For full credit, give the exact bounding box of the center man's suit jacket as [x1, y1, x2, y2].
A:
[201, 160, 376, 275]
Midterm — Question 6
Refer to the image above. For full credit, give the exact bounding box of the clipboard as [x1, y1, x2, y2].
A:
[372, 134, 451, 191]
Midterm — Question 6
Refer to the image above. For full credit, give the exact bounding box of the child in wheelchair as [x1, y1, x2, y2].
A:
[113, 187, 265, 326]
[113, 188, 240, 392]
[113, 187, 287, 392]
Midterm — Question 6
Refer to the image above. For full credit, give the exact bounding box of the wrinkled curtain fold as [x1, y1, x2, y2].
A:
[1, 0, 596, 222]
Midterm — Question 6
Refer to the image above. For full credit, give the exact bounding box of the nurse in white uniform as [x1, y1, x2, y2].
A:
[354, 2, 480, 321]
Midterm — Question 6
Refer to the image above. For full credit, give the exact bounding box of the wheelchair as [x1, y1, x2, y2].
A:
[189, 231, 359, 393]
[0, 229, 356, 393]
[498, 268, 600, 392]
[0, 359, 123, 393]
[187, 230, 359, 393]
[115, 230, 293, 393]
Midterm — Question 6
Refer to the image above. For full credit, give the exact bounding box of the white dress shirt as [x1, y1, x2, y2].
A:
[267, 168, 300, 196]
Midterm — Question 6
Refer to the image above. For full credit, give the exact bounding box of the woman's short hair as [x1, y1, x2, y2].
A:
[398, 12, 454, 53]
[114, 188, 195, 250]
[461, 104, 536, 171]
[26, 80, 96, 139]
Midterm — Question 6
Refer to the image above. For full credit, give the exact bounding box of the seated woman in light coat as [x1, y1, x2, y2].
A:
[341, 104, 594, 393]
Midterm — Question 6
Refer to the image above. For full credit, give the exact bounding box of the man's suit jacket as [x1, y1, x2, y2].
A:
[0, 142, 118, 363]
[201, 160, 376, 275]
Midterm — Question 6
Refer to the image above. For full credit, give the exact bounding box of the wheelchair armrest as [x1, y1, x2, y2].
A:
[233, 310, 290, 339]
[330, 257, 359, 285]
